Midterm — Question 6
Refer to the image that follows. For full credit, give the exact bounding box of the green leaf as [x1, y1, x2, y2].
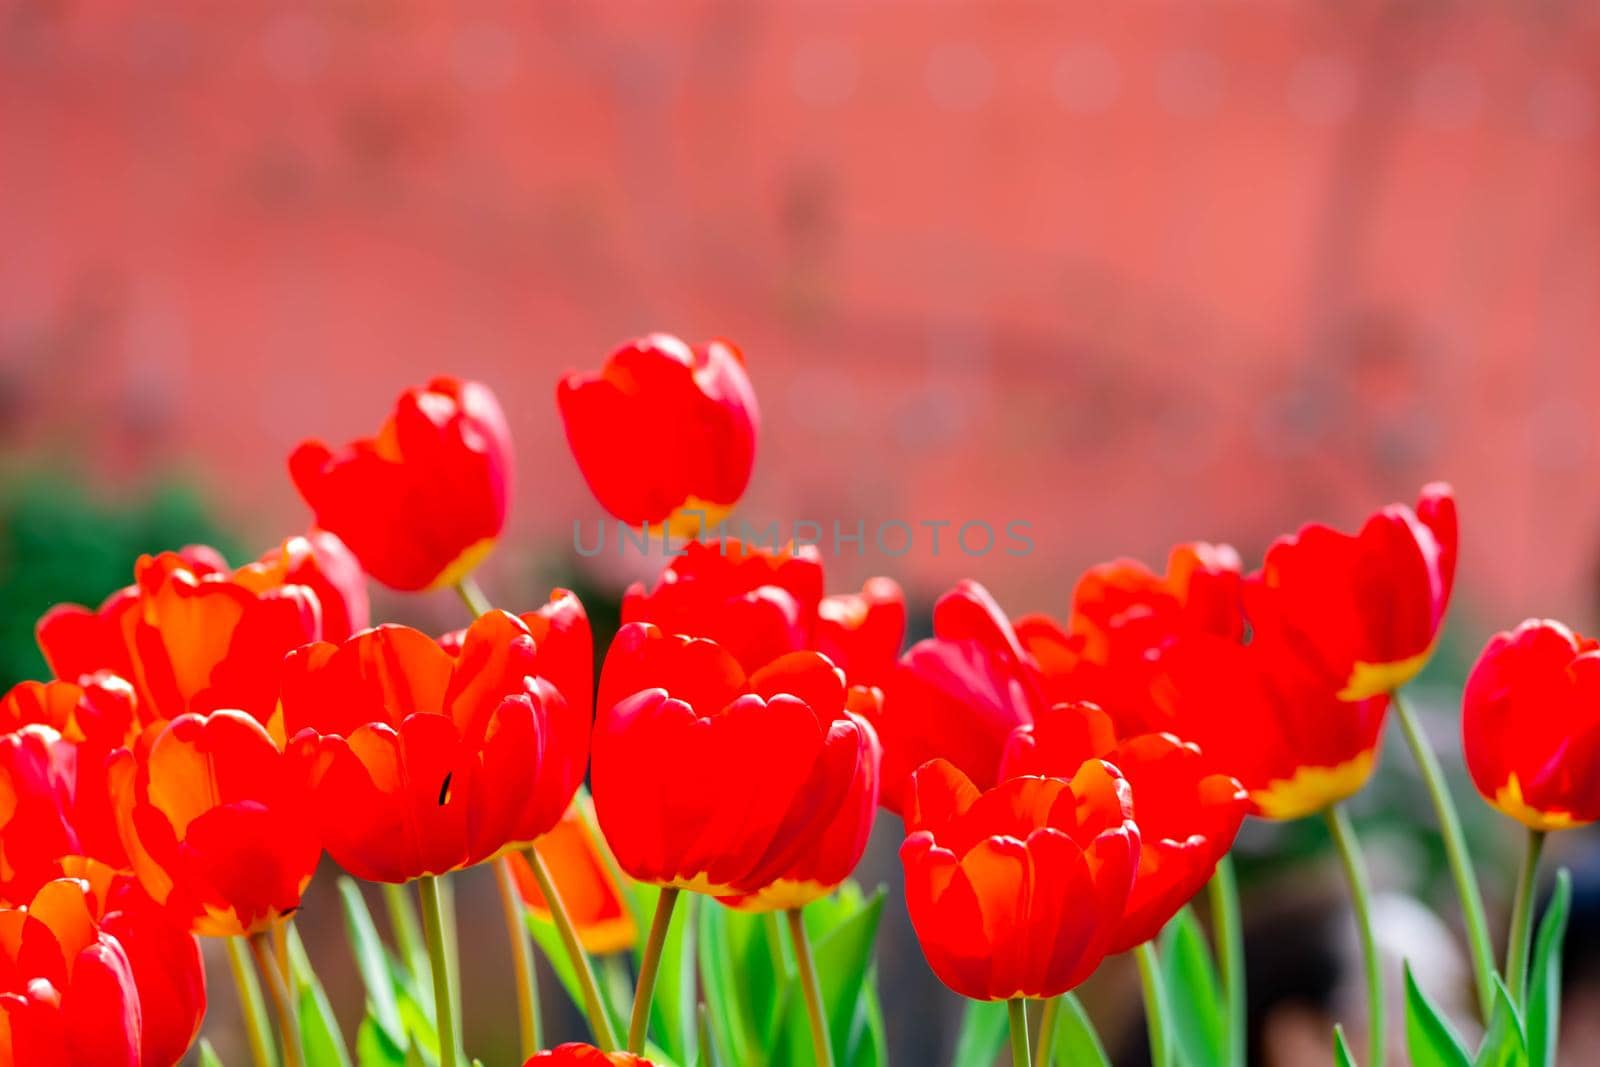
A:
[1474, 979, 1529, 1067]
[356, 1017, 408, 1067]
[286, 926, 353, 1067]
[199, 1039, 226, 1067]
[1159, 909, 1225, 1067]
[697, 902, 785, 1065]
[338, 878, 405, 1047]
[1404, 963, 1472, 1067]
[951, 1000, 1010, 1067]
[525, 913, 629, 1043]
[1334, 1025, 1357, 1067]
[1527, 869, 1572, 1067]
[771, 889, 887, 1067]
[1051, 993, 1111, 1067]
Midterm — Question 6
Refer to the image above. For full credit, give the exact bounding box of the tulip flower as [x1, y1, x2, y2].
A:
[1, 673, 136, 751]
[439, 589, 595, 725]
[876, 581, 1048, 812]
[108, 711, 321, 937]
[524, 1045, 656, 1066]
[592, 623, 880, 906]
[36, 547, 321, 731]
[283, 610, 588, 883]
[1245, 482, 1457, 700]
[248, 531, 370, 642]
[900, 757, 1140, 1001]
[0, 878, 143, 1067]
[558, 334, 758, 536]
[290, 376, 513, 591]
[999, 702, 1248, 952]
[1145, 631, 1389, 820]
[622, 538, 904, 685]
[508, 802, 635, 955]
[1462, 619, 1600, 831]
[0, 724, 126, 906]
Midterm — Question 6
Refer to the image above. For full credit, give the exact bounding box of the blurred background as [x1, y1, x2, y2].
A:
[4, 0, 1600, 1063]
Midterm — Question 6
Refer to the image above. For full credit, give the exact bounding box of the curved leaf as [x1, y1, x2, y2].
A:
[1403, 962, 1471, 1067]
[1527, 869, 1571, 1067]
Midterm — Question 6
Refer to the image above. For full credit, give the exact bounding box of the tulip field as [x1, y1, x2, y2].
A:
[0, 336, 1581, 1067]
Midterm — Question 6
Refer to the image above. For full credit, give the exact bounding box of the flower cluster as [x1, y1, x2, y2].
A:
[0, 331, 1582, 1067]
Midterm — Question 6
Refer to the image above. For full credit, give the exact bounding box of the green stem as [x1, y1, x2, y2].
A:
[1325, 805, 1384, 1067]
[1393, 690, 1497, 1023]
[1033, 997, 1059, 1067]
[629, 887, 681, 1053]
[1135, 943, 1173, 1067]
[249, 931, 302, 1067]
[227, 936, 279, 1067]
[495, 856, 542, 1058]
[1007, 998, 1032, 1067]
[526, 846, 621, 1049]
[420, 875, 462, 1067]
[1505, 828, 1547, 1005]
[455, 576, 493, 618]
[1208, 857, 1246, 1067]
[787, 907, 835, 1067]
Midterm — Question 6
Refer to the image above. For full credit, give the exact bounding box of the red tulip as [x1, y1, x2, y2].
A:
[0, 724, 126, 906]
[900, 758, 1139, 1000]
[999, 702, 1248, 952]
[523, 1045, 656, 1066]
[1463, 619, 1600, 831]
[439, 589, 595, 725]
[507, 798, 636, 954]
[875, 581, 1047, 813]
[1, 674, 136, 752]
[108, 711, 321, 937]
[592, 623, 879, 907]
[36, 547, 320, 731]
[558, 334, 758, 535]
[290, 377, 513, 591]
[1245, 483, 1457, 699]
[247, 531, 370, 642]
[283, 610, 588, 883]
[621, 538, 904, 685]
[1145, 631, 1389, 820]
[0, 878, 142, 1067]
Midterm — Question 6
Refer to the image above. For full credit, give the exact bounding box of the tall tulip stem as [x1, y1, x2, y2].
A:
[248, 930, 303, 1067]
[227, 936, 279, 1067]
[1393, 690, 1497, 1022]
[1007, 998, 1032, 1067]
[1209, 856, 1246, 1067]
[629, 887, 680, 1053]
[788, 907, 835, 1067]
[1325, 805, 1384, 1067]
[455, 576, 493, 618]
[420, 875, 462, 1067]
[526, 845, 622, 1050]
[495, 857, 543, 1057]
[1033, 997, 1059, 1067]
[1135, 943, 1173, 1067]
[1506, 828, 1547, 1005]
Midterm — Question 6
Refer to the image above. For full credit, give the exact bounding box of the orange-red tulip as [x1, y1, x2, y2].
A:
[290, 377, 513, 591]
[999, 702, 1248, 952]
[876, 581, 1048, 812]
[622, 538, 904, 685]
[249, 531, 369, 642]
[592, 623, 879, 907]
[1463, 619, 1600, 831]
[108, 711, 320, 937]
[523, 1045, 655, 1066]
[1245, 483, 1456, 700]
[558, 334, 758, 536]
[0, 878, 143, 1067]
[900, 758, 1139, 1001]
[36, 547, 321, 731]
[507, 799, 635, 954]
[1, 674, 136, 752]
[283, 610, 588, 883]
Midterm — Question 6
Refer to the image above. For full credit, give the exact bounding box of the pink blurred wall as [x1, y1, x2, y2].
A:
[4, 0, 1599, 630]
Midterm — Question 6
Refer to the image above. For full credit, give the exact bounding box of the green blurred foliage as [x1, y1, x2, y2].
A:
[0, 468, 240, 690]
